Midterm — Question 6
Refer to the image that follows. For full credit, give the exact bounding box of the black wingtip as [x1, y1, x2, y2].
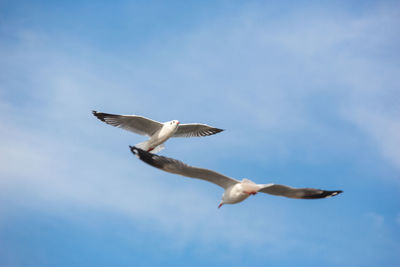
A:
[322, 190, 343, 198]
[129, 146, 166, 169]
[329, 190, 343, 197]
[302, 189, 343, 199]
[92, 110, 107, 122]
[129, 145, 139, 155]
[201, 127, 224, 137]
[130, 145, 145, 158]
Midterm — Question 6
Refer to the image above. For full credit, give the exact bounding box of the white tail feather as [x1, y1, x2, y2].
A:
[135, 141, 150, 151]
[151, 143, 165, 153]
[135, 141, 165, 153]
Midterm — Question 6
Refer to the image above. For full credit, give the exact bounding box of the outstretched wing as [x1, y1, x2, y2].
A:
[93, 111, 163, 136]
[130, 146, 238, 189]
[259, 184, 342, 199]
[173, 123, 224, 137]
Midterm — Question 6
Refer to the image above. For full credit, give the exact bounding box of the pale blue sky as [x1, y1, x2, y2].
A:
[1, 1, 400, 266]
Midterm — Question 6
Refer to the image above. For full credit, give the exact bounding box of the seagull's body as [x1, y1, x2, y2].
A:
[130, 146, 343, 208]
[93, 111, 223, 153]
[141, 120, 180, 153]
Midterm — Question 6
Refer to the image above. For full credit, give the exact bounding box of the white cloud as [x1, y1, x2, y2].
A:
[0, 86, 290, 254]
[349, 107, 400, 168]
[1, 3, 399, 261]
[365, 212, 385, 228]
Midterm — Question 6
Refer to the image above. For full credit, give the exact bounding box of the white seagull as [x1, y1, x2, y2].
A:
[130, 147, 343, 208]
[93, 111, 223, 153]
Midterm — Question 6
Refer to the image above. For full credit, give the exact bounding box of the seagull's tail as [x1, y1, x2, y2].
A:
[150, 143, 165, 153]
[135, 141, 150, 151]
[135, 141, 165, 154]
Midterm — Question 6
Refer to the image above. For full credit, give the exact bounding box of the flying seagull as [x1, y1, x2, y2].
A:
[129, 146, 343, 208]
[93, 111, 223, 153]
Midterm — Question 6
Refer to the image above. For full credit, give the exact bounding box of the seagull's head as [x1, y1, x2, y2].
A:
[168, 120, 180, 127]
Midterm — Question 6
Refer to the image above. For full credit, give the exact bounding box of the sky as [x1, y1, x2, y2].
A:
[0, 0, 399, 266]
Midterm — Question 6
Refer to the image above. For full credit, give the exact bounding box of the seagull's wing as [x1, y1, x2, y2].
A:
[172, 123, 224, 137]
[130, 146, 239, 189]
[93, 111, 163, 136]
[259, 184, 342, 199]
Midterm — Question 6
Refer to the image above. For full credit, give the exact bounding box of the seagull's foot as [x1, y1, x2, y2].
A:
[245, 191, 257, 195]
[147, 148, 154, 152]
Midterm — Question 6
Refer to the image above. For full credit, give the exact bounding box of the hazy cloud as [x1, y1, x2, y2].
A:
[1, 3, 399, 263]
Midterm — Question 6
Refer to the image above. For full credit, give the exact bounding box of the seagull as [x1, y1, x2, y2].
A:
[93, 111, 223, 153]
[130, 146, 343, 208]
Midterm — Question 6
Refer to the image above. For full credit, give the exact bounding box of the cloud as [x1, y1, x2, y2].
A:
[365, 212, 385, 228]
[0, 53, 290, 253]
[349, 107, 400, 168]
[0, 3, 400, 264]
[0, 114, 294, 255]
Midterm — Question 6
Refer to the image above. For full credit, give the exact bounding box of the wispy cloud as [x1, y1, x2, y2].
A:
[365, 212, 385, 228]
[0, 113, 294, 255]
[1, 2, 400, 265]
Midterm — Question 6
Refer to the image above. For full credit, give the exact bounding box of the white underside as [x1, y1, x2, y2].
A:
[221, 180, 263, 205]
[135, 122, 178, 153]
[135, 141, 165, 153]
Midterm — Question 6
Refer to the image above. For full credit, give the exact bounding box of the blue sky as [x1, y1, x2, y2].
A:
[1, 0, 400, 266]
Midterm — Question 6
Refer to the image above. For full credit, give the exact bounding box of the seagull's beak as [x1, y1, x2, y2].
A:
[218, 202, 223, 209]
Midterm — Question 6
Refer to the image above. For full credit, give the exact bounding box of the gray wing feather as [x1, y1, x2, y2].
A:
[130, 146, 238, 189]
[173, 123, 224, 137]
[93, 111, 163, 136]
[259, 184, 343, 199]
